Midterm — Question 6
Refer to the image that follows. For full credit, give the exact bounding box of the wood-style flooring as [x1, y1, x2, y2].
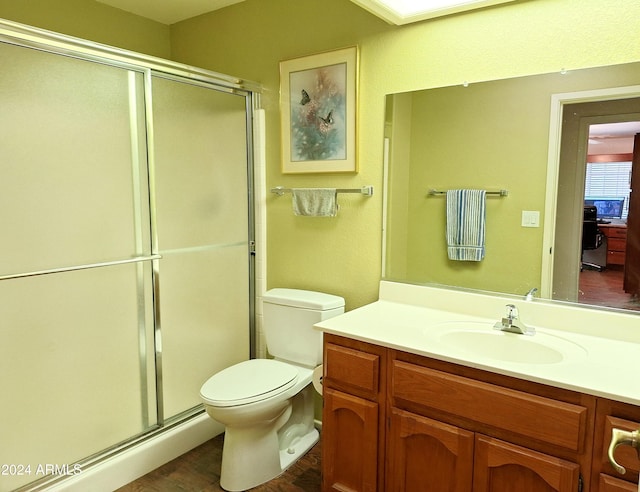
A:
[116, 433, 321, 492]
[578, 266, 640, 311]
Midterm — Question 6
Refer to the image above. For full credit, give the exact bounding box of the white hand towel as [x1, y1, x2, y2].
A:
[446, 189, 486, 261]
[292, 188, 338, 217]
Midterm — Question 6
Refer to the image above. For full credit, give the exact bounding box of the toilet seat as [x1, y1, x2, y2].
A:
[200, 359, 298, 407]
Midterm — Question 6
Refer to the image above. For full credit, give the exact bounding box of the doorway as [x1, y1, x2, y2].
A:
[545, 93, 640, 310]
[580, 121, 638, 308]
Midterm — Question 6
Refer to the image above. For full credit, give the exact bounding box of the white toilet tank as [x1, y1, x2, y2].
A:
[263, 288, 344, 367]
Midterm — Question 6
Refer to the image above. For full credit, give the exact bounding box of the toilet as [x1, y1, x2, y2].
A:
[200, 288, 344, 491]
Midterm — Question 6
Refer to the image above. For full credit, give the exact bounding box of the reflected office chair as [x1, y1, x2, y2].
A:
[581, 205, 605, 272]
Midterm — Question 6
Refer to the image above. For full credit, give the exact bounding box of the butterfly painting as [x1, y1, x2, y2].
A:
[280, 46, 357, 173]
[288, 65, 346, 162]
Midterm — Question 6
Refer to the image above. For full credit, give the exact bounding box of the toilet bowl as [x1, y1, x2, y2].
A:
[200, 288, 344, 491]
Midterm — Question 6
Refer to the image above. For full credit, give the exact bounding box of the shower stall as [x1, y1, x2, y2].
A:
[0, 20, 258, 491]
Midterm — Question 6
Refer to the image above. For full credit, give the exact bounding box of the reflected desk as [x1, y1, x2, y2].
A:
[598, 223, 627, 266]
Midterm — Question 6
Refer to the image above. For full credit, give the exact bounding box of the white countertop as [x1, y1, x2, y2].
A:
[315, 281, 640, 406]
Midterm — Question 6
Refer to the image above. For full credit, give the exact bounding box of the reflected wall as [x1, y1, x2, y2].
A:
[384, 62, 640, 299]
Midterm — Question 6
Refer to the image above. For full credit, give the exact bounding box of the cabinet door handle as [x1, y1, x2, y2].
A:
[608, 427, 640, 474]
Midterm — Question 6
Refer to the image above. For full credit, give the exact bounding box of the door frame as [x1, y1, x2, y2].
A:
[541, 85, 640, 298]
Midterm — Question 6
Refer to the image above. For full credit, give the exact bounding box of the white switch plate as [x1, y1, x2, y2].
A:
[522, 210, 540, 227]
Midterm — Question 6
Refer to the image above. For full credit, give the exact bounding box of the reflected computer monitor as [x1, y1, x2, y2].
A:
[583, 198, 625, 219]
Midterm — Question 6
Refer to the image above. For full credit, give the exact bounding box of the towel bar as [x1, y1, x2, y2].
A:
[427, 188, 508, 197]
[271, 186, 374, 197]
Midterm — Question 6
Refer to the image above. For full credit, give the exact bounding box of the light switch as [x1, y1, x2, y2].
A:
[522, 210, 540, 227]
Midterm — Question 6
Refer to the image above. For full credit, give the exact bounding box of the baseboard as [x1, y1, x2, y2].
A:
[52, 414, 223, 492]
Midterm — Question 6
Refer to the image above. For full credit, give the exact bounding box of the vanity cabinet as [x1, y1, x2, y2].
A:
[322, 334, 634, 492]
[322, 334, 387, 492]
[591, 400, 640, 492]
[388, 351, 590, 492]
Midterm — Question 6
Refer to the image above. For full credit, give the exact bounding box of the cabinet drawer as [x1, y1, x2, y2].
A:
[604, 227, 627, 239]
[608, 250, 626, 265]
[608, 238, 627, 252]
[325, 343, 380, 398]
[392, 360, 588, 452]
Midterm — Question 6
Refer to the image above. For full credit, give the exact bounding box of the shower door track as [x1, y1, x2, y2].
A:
[0, 18, 261, 93]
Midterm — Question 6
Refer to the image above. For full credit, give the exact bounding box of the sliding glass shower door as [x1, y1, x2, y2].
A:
[0, 34, 254, 491]
[0, 42, 157, 492]
[151, 76, 251, 420]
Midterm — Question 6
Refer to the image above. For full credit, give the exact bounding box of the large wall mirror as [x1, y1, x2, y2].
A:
[383, 61, 640, 314]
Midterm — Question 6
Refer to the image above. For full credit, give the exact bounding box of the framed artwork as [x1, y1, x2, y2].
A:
[280, 46, 358, 174]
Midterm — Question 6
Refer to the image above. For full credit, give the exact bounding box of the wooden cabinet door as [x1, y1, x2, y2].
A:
[599, 416, 640, 482]
[473, 435, 580, 492]
[599, 474, 637, 492]
[386, 407, 474, 492]
[322, 388, 379, 492]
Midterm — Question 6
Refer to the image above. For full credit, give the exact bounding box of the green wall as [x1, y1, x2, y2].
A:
[386, 62, 640, 296]
[0, 0, 170, 58]
[170, 0, 640, 310]
[170, 0, 390, 310]
[1, 0, 639, 311]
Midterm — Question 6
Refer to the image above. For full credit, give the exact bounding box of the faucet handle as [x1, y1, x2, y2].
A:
[496, 304, 535, 335]
[506, 304, 519, 319]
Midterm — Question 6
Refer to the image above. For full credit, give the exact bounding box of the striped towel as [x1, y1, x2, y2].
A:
[446, 189, 486, 261]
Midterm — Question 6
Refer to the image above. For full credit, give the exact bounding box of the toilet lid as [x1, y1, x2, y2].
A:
[200, 359, 298, 407]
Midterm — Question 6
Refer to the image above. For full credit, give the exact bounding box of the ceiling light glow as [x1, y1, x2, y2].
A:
[352, 0, 517, 25]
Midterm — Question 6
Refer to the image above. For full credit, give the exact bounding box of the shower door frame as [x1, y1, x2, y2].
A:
[0, 18, 260, 491]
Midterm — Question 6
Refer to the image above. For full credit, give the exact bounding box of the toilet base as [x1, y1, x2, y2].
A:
[203, 368, 319, 492]
[219, 424, 319, 492]
[279, 427, 319, 471]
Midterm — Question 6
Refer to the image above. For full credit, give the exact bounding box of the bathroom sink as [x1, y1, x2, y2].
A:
[427, 321, 586, 365]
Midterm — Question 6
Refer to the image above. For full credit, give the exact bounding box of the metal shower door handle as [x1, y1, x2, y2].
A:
[608, 427, 640, 474]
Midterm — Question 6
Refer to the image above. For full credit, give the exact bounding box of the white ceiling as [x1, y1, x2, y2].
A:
[590, 121, 640, 139]
[96, 0, 516, 25]
[96, 0, 245, 25]
[588, 122, 640, 155]
[95, 1, 638, 155]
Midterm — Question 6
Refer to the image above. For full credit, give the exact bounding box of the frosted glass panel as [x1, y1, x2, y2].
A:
[0, 264, 156, 491]
[152, 77, 249, 251]
[152, 77, 251, 418]
[160, 247, 250, 417]
[0, 42, 149, 275]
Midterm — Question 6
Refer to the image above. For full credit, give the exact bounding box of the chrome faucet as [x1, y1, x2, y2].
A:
[524, 287, 538, 301]
[494, 304, 535, 335]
